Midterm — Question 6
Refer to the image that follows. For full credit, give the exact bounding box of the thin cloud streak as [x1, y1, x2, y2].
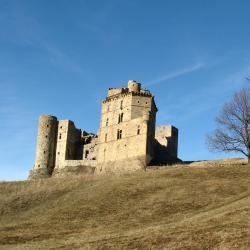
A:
[146, 62, 206, 86]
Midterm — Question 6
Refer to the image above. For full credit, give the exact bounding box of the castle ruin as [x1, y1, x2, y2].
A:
[29, 80, 179, 179]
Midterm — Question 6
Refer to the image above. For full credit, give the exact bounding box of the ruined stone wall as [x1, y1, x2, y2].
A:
[155, 125, 178, 157]
[153, 125, 179, 164]
[54, 120, 82, 170]
[83, 137, 98, 160]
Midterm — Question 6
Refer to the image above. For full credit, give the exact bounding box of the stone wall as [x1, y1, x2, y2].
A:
[153, 125, 179, 164]
[54, 120, 82, 170]
[29, 115, 58, 179]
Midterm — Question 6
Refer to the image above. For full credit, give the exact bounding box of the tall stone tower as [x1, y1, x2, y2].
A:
[96, 80, 157, 173]
[29, 115, 58, 179]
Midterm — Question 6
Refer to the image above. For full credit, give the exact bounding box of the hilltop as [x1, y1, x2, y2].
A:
[0, 159, 250, 249]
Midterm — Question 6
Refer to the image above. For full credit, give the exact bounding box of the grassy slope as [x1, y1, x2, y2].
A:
[0, 160, 250, 249]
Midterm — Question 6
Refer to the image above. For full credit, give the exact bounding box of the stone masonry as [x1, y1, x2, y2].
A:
[28, 80, 180, 179]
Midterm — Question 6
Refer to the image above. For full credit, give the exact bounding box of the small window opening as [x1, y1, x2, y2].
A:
[60, 126, 62, 129]
[118, 113, 124, 123]
[58, 152, 60, 155]
[137, 126, 140, 135]
[47, 124, 49, 127]
[105, 133, 108, 142]
[43, 151, 46, 154]
[85, 150, 89, 159]
[38, 164, 40, 167]
[120, 100, 123, 109]
[138, 100, 140, 103]
[45, 135, 48, 138]
[59, 133, 62, 139]
[106, 118, 109, 126]
[117, 129, 122, 140]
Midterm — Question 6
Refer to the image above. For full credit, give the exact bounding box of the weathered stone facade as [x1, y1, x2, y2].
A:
[29, 80, 180, 179]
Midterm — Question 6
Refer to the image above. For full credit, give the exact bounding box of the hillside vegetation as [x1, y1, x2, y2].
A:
[0, 159, 250, 249]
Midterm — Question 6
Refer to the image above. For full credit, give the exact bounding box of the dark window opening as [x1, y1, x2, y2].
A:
[60, 126, 62, 129]
[59, 133, 62, 139]
[85, 150, 89, 159]
[44, 151, 46, 154]
[118, 113, 124, 123]
[137, 101, 140, 103]
[58, 152, 60, 155]
[117, 129, 122, 140]
[106, 118, 109, 126]
[120, 100, 123, 109]
[47, 124, 49, 127]
[137, 126, 140, 135]
[45, 135, 48, 138]
[105, 133, 108, 142]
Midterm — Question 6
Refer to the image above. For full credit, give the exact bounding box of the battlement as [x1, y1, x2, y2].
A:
[105, 80, 152, 102]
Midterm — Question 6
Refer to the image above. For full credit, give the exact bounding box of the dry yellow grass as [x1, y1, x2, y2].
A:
[0, 159, 250, 249]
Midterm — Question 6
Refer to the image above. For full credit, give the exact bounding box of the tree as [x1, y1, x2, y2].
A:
[207, 87, 250, 163]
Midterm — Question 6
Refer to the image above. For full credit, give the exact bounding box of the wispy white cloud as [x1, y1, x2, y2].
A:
[0, 2, 87, 76]
[156, 64, 250, 126]
[146, 62, 206, 86]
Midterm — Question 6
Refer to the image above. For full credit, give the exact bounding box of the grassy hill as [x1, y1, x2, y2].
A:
[0, 159, 250, 249]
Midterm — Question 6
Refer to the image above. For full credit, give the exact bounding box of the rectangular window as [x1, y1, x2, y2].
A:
[137, 126, 140, 135]
[117, 129, 122, 139]
[106, 118, 109, 126]
[85, 150, 89, 159]
[120, 100, 123, 109]
[118, 113, 123, 124]
[105, 133, 107, 142]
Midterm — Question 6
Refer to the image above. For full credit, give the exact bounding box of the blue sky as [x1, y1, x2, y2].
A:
[1, 0, 250, 180]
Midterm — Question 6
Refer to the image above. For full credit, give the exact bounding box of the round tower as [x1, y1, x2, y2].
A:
[33, 115, 58, 177]
[128, 80, 141, 92]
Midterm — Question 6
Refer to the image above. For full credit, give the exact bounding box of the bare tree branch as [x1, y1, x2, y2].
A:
[207, 87, 250, 162]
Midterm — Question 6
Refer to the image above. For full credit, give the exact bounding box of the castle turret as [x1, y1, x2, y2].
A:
[128, 80, 141, 92]
[29, 115, 58, 179]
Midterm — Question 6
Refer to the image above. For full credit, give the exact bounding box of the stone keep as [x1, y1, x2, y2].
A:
[96, 80, 157, 173]
[29, 80, 180, 179]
